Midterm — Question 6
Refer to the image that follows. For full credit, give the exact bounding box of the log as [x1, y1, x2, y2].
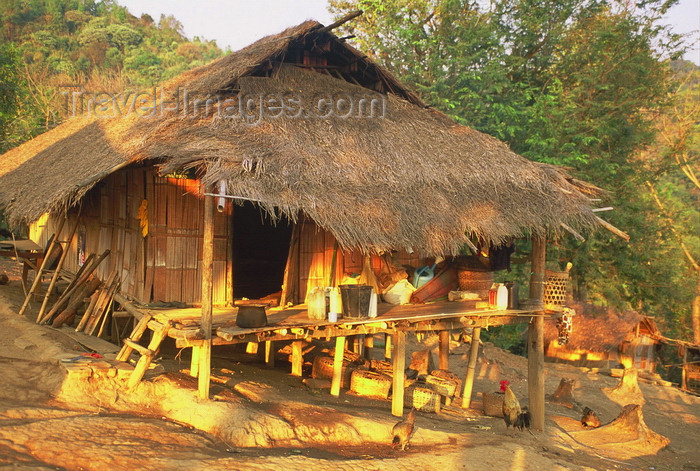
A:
[461, 327, 481, 408]
[37, 214, 81, 323]
[528, 234, 546, 431]
[391, 331, 406, 417]
[41, 249, 110, 324]
[603, 367, 645, 406]
[76, 292, 100, 332]
[19, 217, 66, 318]
[51, 277, 101, 328]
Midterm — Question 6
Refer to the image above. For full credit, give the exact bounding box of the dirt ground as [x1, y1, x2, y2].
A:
[0, 259, 699, 471]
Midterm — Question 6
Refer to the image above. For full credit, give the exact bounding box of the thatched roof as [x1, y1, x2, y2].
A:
[544, 304, 660, 352]
[0, 20, 601, 255]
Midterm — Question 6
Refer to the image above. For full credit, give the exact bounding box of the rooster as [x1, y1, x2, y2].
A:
[391, 407, 416, 451]
[581, 406, 601, 428]
[501, 380, 532, 435]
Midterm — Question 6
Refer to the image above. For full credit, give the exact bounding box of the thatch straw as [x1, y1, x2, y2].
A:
[0, 20, 601, 256]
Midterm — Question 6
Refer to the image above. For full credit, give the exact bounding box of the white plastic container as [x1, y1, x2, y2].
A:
[368, 289, 378, 318]
[327, 287, 343, 319]
[488, 283, 509, 310]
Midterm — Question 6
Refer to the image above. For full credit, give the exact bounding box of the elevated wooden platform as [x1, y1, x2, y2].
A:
[113, 293, 548, 415]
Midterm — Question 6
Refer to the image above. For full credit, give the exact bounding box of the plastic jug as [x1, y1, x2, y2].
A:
[308, 287, 326, 320]
[488, 283, 508, 310]
[412, 264, 437, 289]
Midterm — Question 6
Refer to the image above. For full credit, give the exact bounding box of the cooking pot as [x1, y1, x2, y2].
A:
[235, 304, 268, 328]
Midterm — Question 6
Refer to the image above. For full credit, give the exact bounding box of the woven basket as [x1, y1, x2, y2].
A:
[457, 270, 494, 293]
[311, 356, 354, 389]
[429, 370, 462, 397]
[425, 374, 458, 398]
[482, 392, 504, 417]
[350, 370, 392, 398]
[405, 385, 441, 413]
[370, 360, 393, 376]
[544, 269, 569, 307]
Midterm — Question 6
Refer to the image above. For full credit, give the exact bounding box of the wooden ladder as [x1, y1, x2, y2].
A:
[116, 314, 170, 389]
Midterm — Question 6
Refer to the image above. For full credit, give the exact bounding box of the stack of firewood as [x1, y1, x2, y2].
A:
[39, 249, 120, 337]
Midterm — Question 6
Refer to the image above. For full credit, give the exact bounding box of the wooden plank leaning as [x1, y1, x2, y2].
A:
[37, 214, 81, 323]
[18, 216, 66, 318]
[39, 249, 110, 325]
[127, 321, 170, 389]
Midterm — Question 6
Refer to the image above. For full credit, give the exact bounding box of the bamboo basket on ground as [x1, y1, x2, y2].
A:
[426, 372, 459, 398]
[430, 369, 462, 397]
[312, 355, 355, 388]
[404, 384, 441, 413]
[350, 370, 392, 399]
[482, 391, 504, 417]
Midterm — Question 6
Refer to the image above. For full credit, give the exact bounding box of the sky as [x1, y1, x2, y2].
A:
[118, 0, 699, 64]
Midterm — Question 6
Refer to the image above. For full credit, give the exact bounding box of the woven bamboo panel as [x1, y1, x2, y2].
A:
[457, 269, 494, 292]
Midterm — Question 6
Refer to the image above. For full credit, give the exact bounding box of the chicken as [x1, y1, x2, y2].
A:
[391, 407, 416, 451]
[502, 382, 532, 435]
[581, 406, 601, 428]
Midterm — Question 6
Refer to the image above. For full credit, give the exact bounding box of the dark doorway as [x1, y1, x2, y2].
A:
[232, 202, 293, 300]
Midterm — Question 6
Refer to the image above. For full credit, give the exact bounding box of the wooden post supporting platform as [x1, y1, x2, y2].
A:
[439, 330, 450, 370]
[385, 333, 392, 360]
[331, 336, 346, 397]
[392, 330, 406, 417]
[291, 340, 303, 376]
[198, 188, 215, 400]
[363, 334, 373, 360]
[265, 341, 275, 367]
[528, 235, 547, 431]
[462, 327, 481, 408]
[190, 346, 200, 378]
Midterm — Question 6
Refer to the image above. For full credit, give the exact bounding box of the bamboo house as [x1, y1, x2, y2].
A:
[0, 17, 617, 422]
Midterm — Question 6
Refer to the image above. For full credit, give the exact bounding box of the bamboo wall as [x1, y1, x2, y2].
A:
[31, 167, 233, 306]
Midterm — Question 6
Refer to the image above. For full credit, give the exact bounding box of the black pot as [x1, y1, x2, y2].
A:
[235, 304, 268, 328]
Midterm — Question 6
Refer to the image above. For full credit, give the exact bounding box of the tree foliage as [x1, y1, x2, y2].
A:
[0, 0, 224, 142]
[330, 0, 697, 340]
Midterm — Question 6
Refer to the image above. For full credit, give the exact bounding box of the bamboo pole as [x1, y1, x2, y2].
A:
[37, 212, 81, 322]
[461, 327, 482, 408]
[265, 341, 275, 367]
[330, 336, 346, 397]
[528, 235, 547, 431]
[128, 322, 170, 389]
[19, 216, 66, 318]
[198, 189, 215, 400]
[391, 331, 406, 417]
[190, 346, 200, 378]
[384, 333, 392, 360]
[363, 334, 373, 360]
[439, 330, 450, 370]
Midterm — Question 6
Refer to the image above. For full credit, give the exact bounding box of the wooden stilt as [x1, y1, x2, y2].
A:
[265, 340, 275, 367]
[439, 330, 450, 370]
[528, 235, 547, 431]
[127, 322, 170, 389]
[190, 346, 200, 378]
[461, 327, 481, 408]
[198, 188, 215, 401]
[391, 330, 406, 417]
[291, 340, 303, 376]
[19, 216, 66, 318]
[331, 336, 346, 397]
[363, 334, 373, 360]
[385, 333, 392, 360]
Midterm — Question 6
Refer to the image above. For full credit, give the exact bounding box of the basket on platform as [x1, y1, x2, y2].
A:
[425, 374, 459, 398]
[405, 384, 441, 413]
[429, 369, 462, 397]
[544, 269, 570, 308]
[312, 356, 355, 388]
[350, 370, 392, 399]
[457, 269, 494, 294]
